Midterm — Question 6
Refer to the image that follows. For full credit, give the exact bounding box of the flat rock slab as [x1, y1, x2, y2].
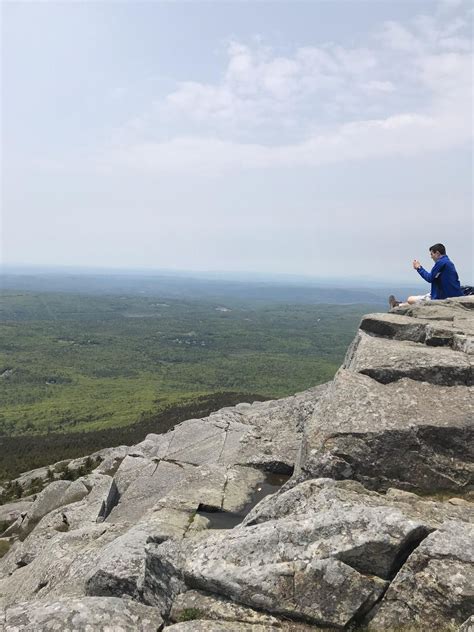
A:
[156, 418, 238, 466]
[367, 522, 474, 631]
[393, 297, 474, 321]
[1, 596, 163, 631]
[170, 590, 282, 627]
[360, 312, 470, 344]
[133, 386, 326, 475]
[156, 464, 266, 514]
[344, 331, 472, 386]
[107, 460, 195, 523]
[299, 369, 474, 493]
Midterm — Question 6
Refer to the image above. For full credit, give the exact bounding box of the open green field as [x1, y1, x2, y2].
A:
[0, 286, 382, 478]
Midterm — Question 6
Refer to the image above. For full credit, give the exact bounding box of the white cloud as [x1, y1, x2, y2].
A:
[95, 1, 472, 175]
[100, 109, 467, 176]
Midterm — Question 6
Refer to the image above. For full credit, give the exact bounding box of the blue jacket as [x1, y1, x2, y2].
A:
[417, 255, 462, 300]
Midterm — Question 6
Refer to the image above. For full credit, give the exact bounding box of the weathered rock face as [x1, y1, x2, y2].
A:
[297, 297, 474, 496]
[367, 521, 474, 631]
[0, 596, 163, 631]
[0, 386, 323, 625]
[297, 369, 473, 493]
[0, 296, 472, 631]
[144, 478, 473, 629]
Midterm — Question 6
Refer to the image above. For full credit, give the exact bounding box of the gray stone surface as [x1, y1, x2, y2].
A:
[242, 478, 474, 530]
[86, 464, 267, 601]
[0, 500, 33, 531]
[344, 330, 472, 385]
[19, 479, 90, 534]
[146, 488, 441, 626]
[361, 309, 474, 351]
[0, 523, 127, 607]
[144, 478, 474, 629]
[107, 459, 195, 523]
[298, 369, 474, 493]
[85, 508, 193, 600]
[134, 385, 326, 475]
[367, 522, 474, 631]
[0, 474, 122, 590]
[1, 596, 163, 631]
[392, 296, 474, 319]
[158, 464, 266, 514]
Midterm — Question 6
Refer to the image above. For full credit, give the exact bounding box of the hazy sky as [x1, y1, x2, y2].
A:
[2, 0, 473, 282]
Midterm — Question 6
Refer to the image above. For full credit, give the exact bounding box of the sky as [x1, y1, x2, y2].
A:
[2, 0, 473, 283]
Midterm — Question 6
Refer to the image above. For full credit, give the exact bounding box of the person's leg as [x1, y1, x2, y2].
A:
[389, 294, 429, 310]
[404, 294, 431, 307]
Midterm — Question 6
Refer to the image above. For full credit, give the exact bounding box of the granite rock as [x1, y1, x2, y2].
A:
[1, 596, 163, 631]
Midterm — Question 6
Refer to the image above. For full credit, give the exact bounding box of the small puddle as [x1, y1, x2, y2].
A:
[196, 471, 291, 529]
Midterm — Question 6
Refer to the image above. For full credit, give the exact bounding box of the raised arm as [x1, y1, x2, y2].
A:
[413, 258, 444, 284]
[416, 265, 433, 283]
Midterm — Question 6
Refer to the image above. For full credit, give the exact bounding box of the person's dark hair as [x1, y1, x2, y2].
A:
[429, 243, 446, 255]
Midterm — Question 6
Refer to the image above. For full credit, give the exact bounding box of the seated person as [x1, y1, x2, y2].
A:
[389, 243, 463, 308]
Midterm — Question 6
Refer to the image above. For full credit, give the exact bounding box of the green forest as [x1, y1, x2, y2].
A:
[0, 288, 380, 479]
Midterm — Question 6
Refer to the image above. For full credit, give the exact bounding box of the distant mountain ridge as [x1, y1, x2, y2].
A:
[1, 270, 422, 305]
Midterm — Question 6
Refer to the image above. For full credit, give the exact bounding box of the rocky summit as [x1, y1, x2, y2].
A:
[0, 297, 473, 632]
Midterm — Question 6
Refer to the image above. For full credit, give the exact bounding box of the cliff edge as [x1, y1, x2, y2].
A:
[0, 297, 473, 631]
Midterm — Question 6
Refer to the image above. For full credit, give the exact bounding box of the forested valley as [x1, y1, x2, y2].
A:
[0, 278, 386, 480]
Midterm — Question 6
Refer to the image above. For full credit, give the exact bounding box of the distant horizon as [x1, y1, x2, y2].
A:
[2, 261, 430, 289]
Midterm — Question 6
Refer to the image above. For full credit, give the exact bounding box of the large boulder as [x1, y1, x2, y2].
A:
[19, 479, 90, 534]
[0, 523, 128, 607]
[142, 477, 472, 628]
[367, 522, 474, 631]
[85, 508, 192, 600]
